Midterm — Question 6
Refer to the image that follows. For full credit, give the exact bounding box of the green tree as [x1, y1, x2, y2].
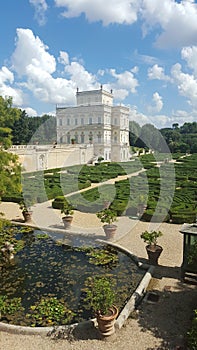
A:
[12, 110, 31, 144]
[0, 151, 21, 200]
[172, 123, 179, 130]
[0, 96, 21, 148]
[0, 96, 22, 200]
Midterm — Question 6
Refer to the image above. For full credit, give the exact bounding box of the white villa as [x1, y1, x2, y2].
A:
[9, 87, 132, 172]
[56, 86, 131, 162]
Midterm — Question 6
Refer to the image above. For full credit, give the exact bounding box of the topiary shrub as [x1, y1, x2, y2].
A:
[52, 196, 66, 210]
[171, 213, 196, 224]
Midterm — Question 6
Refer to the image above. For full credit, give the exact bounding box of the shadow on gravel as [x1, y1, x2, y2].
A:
[135, 265, 197, 350]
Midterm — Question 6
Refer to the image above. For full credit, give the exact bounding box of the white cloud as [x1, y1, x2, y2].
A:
[133, 50, 158, 65]
[109, 68, 139, 93]
[148, 64, 170, 81]
[64, 61, 99, 91]
[10, 28, 101, 106]
[0, 66, 23, 105]
[54, 1, 197, 48]
[58, 51, 70, 65]
[12, 28, 56, 77]
[181, 46, 197, 77]
[97, 69, 105, 76]
[29, 0, 48, 25]
[113, 88, 129, 101]
[131, 66, 139, 74]
[25, 64, 76, 104]
[0, 85, 24, 106]
[171, 63, 197, 108]
[147, 92, 163, 114]
[55, 0, 140, 25]
[24, 107, 38, 116]
[141, 0, 197, 48]
[0, 66, 14, 84]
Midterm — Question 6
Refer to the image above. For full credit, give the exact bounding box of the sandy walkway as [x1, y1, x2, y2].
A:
[0, 202, 196, 350]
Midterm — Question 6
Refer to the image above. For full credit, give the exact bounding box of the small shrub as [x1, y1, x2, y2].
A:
[83, 276, 116, 316]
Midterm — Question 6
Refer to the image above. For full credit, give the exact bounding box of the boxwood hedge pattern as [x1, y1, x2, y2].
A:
[2, 154, 197, 224]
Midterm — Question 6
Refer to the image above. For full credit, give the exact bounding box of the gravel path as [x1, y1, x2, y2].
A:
[0, 203, 197, 349]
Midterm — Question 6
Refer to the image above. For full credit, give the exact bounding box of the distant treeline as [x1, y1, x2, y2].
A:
[129, 121, 197, 153]
[12, 111, 56, 145]
[0, 96, 56, 146]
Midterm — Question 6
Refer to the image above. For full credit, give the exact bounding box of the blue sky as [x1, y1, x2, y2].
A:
[1, 0, 197, 128]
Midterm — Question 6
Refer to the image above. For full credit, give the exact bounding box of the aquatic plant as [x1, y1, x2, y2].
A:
[26, 297, 75, 327]
[86, 247, 118, 266]
[0, 296, 24, 319]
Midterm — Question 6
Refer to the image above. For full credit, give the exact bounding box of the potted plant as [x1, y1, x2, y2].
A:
[19, 198, 34, 222]
[83, 275, 118, 336]
[61, 199, 74, 229]
[96, 208, 117, 239]
[71, 138, 76, 145]
[140, 230, 163, 265]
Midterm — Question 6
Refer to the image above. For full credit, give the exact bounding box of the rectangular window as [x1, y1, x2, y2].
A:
[75, 118, 78, 125]
[59, 118, 62, 126]
[98, 116, 101, 124]
[81, 118, 84, 125]
[89, 117, 92, 125]
[67, 118, 70, 126]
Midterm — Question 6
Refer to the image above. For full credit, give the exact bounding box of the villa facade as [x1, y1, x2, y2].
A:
[56, 87, 131, 162]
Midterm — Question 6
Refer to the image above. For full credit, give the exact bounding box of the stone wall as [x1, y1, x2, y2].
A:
[9, 144, 94, 172]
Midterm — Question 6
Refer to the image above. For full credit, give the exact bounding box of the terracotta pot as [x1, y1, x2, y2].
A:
[146, 244, 163, 265]
[103, 224, 117, 239]
[62, 215, 73, 229]
[97, 305, 119, 336]
[22, 211, 32, 222]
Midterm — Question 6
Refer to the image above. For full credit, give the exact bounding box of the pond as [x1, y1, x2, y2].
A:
[0, 229, 145, 327]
